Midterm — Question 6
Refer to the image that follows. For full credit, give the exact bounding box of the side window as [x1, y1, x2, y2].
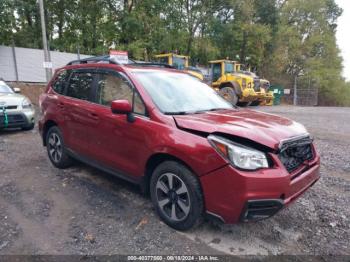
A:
[66, 71, 94, 101]
[96, 72, 146, 115]
[134, 91, 146, 115]
[212, 63, 222, 82]
[52, 70, 69, 94]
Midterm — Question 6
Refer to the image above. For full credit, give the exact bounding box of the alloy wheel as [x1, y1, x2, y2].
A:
[48, 133, 62, 163]
[155, 173, 191, 222]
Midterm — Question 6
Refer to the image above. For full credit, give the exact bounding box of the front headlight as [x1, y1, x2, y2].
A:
[242, 79, 247, 88]
[22, 98, 32, 109]
[208, 135, 269, 170]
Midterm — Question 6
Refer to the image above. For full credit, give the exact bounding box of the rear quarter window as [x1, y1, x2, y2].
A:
[52, 70, 69, 94]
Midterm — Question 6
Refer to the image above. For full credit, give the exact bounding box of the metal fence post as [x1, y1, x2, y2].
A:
[77, 46, 81, 60]
[293, 75, 297, 106]
[11, 40, 19, 82]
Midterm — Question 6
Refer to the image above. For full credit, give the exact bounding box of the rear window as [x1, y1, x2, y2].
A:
[66, 71, 94, 101]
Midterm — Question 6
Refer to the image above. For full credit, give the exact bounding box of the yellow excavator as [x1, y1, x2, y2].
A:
[208, 59, 259, 106]
[154, 53, 204, 81]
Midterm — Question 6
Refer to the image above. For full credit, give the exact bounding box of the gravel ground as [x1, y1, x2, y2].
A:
[0, 106, 349, 256]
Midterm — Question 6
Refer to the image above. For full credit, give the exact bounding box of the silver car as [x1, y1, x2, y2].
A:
[0, 80, 35, 130]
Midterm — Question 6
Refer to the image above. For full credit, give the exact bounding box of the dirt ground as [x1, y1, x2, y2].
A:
[0, 106, 349, 257]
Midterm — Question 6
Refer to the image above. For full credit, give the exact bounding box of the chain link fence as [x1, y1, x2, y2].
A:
[282, 76, 319, 106]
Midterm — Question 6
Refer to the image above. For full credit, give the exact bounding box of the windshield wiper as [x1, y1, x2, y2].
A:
[207, 108, 230, 112]
[164, 108, 233, 115]
[190, 108, 231, 114]
[164, 111, 193, 115]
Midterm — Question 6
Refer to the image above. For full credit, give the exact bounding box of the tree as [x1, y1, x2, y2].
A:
[0, 0, 348, 105]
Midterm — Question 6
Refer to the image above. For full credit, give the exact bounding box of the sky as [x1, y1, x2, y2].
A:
[335, 0, 350, 81]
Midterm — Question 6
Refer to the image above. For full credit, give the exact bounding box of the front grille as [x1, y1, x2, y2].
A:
[4, 105, 17, 110]
[261, 82, 270, 90]
[254, 78, 261, 91]
[0, 114, 26, 126]
[278, 136, 314, 173]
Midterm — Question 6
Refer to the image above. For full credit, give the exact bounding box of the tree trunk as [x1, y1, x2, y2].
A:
[240, 31, 248, 63]
[57, 0, 65, 40]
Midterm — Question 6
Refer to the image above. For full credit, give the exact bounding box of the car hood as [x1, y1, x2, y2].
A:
[173, 109, 308, 150]
[0, 93, 25, 106]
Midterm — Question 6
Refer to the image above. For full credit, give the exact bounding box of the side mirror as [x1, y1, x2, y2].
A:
[111, 100, 132, 114]
[13, 87, 21, 93]
[111, 100, 135, 123]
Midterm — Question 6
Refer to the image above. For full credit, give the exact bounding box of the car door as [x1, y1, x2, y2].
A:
[62, 69, 97, 157]
[88, 68, 151, 179]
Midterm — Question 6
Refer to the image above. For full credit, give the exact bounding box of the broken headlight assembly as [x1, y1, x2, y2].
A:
[208, 135, 269, 171]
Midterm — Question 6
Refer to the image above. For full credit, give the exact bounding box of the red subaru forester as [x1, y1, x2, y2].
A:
[39, 56, 320, 230]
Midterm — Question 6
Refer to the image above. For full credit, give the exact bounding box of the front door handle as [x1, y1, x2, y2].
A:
[88, 112, 99, 120]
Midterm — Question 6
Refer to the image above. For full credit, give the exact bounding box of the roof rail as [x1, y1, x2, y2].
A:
[67, 55, 176, 69]
[67, 55, 113, 65]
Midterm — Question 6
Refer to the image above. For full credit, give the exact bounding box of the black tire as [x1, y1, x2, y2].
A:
[249, 100, 261, 106]
[237, 101, 249, 107]
[218, 86, 238, 105]
[150, 161, 204, 231]
[22, 123, 35, 131]
[46, 126, 73, 169]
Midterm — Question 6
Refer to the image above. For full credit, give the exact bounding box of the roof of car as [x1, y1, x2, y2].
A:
[62, 55, 185, 74]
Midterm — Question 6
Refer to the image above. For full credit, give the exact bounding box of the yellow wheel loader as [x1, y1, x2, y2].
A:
[235, 63, 274, 106]
[208, 60, 258, 106]
[154, 53, 204, 81]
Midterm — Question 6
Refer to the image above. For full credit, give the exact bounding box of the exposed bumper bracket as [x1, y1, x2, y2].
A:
[240, 199, 284, 222]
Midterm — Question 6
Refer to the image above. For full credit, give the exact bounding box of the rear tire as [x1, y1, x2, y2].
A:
[150, 161, 204, 231]
[46, 126, 73, 169]
[218, 86, 238, 105]
[249, 100, 261, 106]
[22, 123, 35, 131]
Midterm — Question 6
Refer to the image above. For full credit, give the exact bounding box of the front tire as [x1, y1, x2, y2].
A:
[237, 101, 249, 107]
[150, 161, 204, 231]
[46, 126, 73, 169]
[218, 86, 238, 105]
[249, 100, 261, 106]
[22, 123, 35, 131]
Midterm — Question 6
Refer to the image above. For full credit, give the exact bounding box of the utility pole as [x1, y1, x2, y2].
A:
[11, 38, 19, 83]
[39, 0, 52, 82]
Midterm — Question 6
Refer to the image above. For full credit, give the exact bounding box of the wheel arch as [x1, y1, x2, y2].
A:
[42, 120, 58, 146]
[142, 153, 201, 195]
[219, 81, 242, 96]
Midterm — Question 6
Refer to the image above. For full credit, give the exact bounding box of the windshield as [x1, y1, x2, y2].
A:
[156, 57, 169, 65]
[134, 71, 233, 114]
[0, 81, 13, 94]
[224, 62, 234, 74]
[172, 56, 186, 70]
[186, 66, 202, 74]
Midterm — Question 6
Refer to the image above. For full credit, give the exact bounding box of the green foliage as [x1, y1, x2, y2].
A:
[0, 0, 349, 105]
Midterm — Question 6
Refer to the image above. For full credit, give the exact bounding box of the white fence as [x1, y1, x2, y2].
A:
[0, 45, 90, 83]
